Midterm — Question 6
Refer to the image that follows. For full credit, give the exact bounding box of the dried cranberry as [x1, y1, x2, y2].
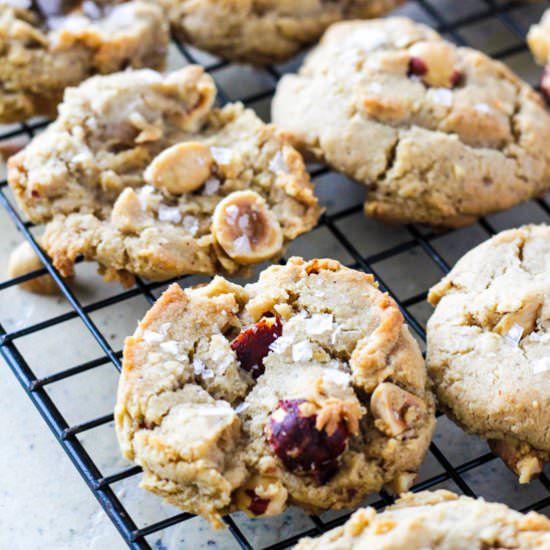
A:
[408, 57, 428, 78]
[245, 489, 270, 516]
[267, 399, 349, 485]
[231, 316, 282, 378]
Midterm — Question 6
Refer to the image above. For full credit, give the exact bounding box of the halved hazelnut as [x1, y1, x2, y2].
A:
[267, 399, 349, 485]
[234, 475, 288, 518]
[144, 142, 213, 195]
[111, 188, 150, 233]
[211, 190, 283, 264]
[408, 41, 462, 88]
[8, 241, 60, 295]
[370, 383, 427, 437]
[231, 316, 283, 378]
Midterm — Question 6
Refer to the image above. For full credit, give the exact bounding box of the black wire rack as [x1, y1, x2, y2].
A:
[1, 1, 550, 548]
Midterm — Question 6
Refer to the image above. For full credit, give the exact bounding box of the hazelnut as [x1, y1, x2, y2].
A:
[231, 316, 283, 378]
[144, 142, 213, 195]
[111, 188, 151, 233]
[370, 383, 427, 437]
[489, 439, 546, 484]
[408, 41, 463, 88]
[211, 190, 283, 264]
[8, 241, 60, 295]
[234, 475, 288, 518]
[267, 399, 349, 484]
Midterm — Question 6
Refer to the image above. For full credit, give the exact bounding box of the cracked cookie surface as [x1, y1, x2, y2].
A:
[295, 489, 550, 549]
[156, 0, 403, 65]
[115, 257, 435, 527]
[8, 66, 321, 284]
[427, 225, 550, 482]
[272, 17, 550, 227]
[0, 0, 168, 122]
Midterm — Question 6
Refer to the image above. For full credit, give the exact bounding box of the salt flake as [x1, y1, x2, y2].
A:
[143, 330, 164, 343]
[305, 314, 333, 335]
[158, 205, 181, 223]
[210, 147, 233, 165]
[183, 215, 199, 236]
[235, 402, 249, 414]
[160, 341, 180, 355]
[202, 177, 220, 196]
[505, 323, 524, 346]
[532, 357, 550, 374]
[292, 341, 313, 362]
[268, 151, 289, 174]
[323, 368, 351, 387]
[269, 336, 292, 354]
[428, 88, 453, 107]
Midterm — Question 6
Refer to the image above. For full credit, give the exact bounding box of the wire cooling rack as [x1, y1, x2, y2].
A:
[1, 1, 550, 548]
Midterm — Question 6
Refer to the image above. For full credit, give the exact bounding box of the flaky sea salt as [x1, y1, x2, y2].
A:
[183, 215, 199, 236]
[305, 314, 333, 335]
[532, 357, 550, 374]
[193, 358, 214, 379]
[349, 29, 386, 52]
[268, 151, 289, 174]
[138, 184, 156, 209]
[235, 402, 249, 414]
[225, 204, 239, 224]
[505, 323, 524, 346]
[474, 103, 493, 114]
[428, 88, 453, 107]
[323, 368, 351, 387]
[292, 341, 313, 362]
[191, 405, 235, 417]
[269, 335, 292, 354]
[233, 234, 252, 254]
[202, 177, 221, 196]
[158, 205, 182, 223]
[143, 330, 164, 343]
[528, 331, 550, 343]
[160, 341, 179, 355]
[210, 147, 233, 165]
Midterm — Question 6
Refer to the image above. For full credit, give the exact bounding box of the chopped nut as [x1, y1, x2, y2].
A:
[231, 316, 283, 378]
[144, 142, 213, 195]
[408, 41, 462, 88]
[267, 398, 350, 484]
[111, 188, 150, 233]
[494, 302, 540, 339]
[489, 439, 547, 483]
[234, 475, 288, 518]
[370, 383, 427, 437]
[211, 190, 283, 264]
[8, 241, 60, 295]
[385, 471, 417, 495]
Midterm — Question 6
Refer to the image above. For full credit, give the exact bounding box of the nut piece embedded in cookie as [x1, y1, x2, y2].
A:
[489, 439, 547, 484]
[212, 190, 283, 264]
[234, 475, 288, 518]
[408, 41, 462, 88]
[267, 398, 353, 484]
[231, 316, 283, 378]
[370, 382, 427, 437]
[144, 142, 213, 194]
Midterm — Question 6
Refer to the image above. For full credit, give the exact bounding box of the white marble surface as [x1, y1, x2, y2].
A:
[1, 1, 550, 548]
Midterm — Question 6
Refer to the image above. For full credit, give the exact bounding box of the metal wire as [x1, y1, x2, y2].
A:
[1, 1, 550, 548]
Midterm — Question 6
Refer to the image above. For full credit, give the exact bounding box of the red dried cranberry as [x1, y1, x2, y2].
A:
[408, 57, 428, 78]
[267, 399, 349, 485]
[245, 489, 270, 516]
[231, 316, 282, 378]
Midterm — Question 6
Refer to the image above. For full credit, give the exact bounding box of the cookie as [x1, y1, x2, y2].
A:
[156, 0, 404, 65]
[528, 9, 550, 102]
[115, 257, 435, 527]
[427, 225, 550, 482]
[8, 66, 321, 284]
[295, 489, 550, 549]
[272, 17, 550, 227]
[0, 1, 169, 123]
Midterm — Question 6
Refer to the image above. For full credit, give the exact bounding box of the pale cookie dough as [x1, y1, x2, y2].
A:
[295, 490, 550, 549]
[8, 66, 321, 285]
[273, 17, 550, 227]
[156, 0, 404, 65]
[0, 0, 169, 122]
[115, 257, 435, 527]
[528, 8, 550, 102]
[427, 225, 550, 482]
